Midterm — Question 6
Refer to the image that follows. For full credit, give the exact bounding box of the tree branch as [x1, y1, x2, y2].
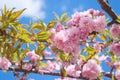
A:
[0, 68, 116, 80]
[0, 68, 85, 79]
[97, 0, 119, 26]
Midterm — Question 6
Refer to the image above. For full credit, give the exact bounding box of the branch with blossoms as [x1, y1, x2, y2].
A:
[0, 67, 116, 80]
[1, 1, 120, 80]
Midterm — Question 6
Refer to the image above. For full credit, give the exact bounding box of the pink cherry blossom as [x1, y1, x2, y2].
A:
[76, 59, 84, 70]
[82, 59, 101, 79]
[66, 20, 75, 28]
[71, 12, 81, 27]
[39, 61, 60, 72]
[95, 55, 108, 62]
[65, 65, 81, 77]
[78, 26, 89, 40]
[93, 10, 101, 16]
[24, 63, 32, 71]
[93, 16, 106, 32]
[0, 57, 11, 70]
[94, 42, 101, 52]
[110, 24, 120, 38]
[88, 9, 94, 15]
[43, 50, 51, 56]
[48, 28, 56, 41]
[26, 50, 39, 61]
[78, 16, 94, 33]
[114, 62, 120, 68]
[109, 43, 120, 55]
[56, 23, 64, 32]
[116, 70, 120, 80]
[53, 27, 80, 53]
[88, 9, 104, 16]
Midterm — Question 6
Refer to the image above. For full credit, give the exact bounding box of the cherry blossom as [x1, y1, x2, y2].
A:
[26, 50, 39, 61]
[43, 50, 52, 56]
[114, 62, 120, 68]
[116, 70, 120, 80]
[39, 61, 60, 72]
[94, 42, 101, 52]
[24, 63, 32, 71]
[82, 59, 101, 79]
[53, 27, 80, 53]
[109, 43, 120, 55]
[56, 23, 64, 32]
[110, 24, 120, 38]
[0, 57, 11, 70]
[65, 65, 81, 77]
[94, 16, 106, 32]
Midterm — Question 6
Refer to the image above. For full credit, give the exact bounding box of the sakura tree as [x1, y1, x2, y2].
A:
[0, 0, 120, 80]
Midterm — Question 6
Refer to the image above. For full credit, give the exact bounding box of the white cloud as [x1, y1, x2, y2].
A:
[0, 0, 46, 19]
[73, 5, 84, 12]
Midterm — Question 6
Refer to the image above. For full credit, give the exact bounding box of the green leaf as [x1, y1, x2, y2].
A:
[110, 53, 117, 62]
[54, 13, 59, 20]
[60, 13, 67, 21]
[38, 61, 47, 66]
[60, 13, 70, 22]
[17, 34, 34, 44]
[80, 55, 86, 61]
[10, 8, 26, 21]
[112, 73, 115, 80]
[59, 53, 73, 62]
[66, 53, 72, 61]
[32, 22, 45, 30]
[47, 20, 57, 30]
[117, 15, 120, 23]
[61, 68, 67, 77]
[37, 31, 50, 41]
[10, 52, 19, 62]
[0, 16, 2, 22]
[60, 53, 66, 62]
[98, 34, 106, 41]
[3, 5, 7, 15]
[98, 74, 103, 79]
[62, 16, 70, 22]
[86, 46, 95, 55]
[7, 7, 15, 19]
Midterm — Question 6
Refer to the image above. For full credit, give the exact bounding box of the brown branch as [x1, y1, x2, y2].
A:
[102, 72, 117, 80]
[22, 57, 56, 64]
[0, 68, 84, 79]
[0, 68, 116, 79]
[97, 0, 119, 26]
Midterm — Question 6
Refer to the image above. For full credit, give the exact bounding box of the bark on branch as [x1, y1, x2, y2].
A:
[0, 68, 116, 80]
[97, 0, 119, 26]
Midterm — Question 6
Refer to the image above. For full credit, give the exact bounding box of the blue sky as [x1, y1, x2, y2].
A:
[0, 0, 120, 80]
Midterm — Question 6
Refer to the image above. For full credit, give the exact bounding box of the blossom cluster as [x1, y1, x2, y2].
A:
[50, 9, 106, 55]
[67, 9, 106, 33]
